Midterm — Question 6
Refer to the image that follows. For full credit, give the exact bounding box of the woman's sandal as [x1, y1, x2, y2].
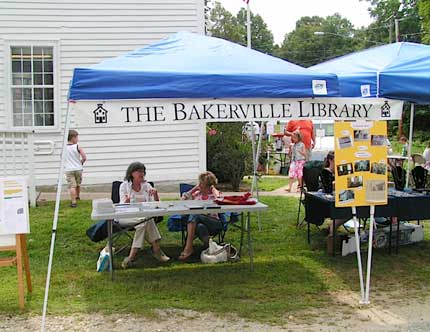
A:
[178, 251, 193, 261]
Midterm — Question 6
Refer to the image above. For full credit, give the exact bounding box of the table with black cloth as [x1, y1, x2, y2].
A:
[304, 189, 430, 255]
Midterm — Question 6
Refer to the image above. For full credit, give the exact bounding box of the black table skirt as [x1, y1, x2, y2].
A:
[305, 190, 430, 225]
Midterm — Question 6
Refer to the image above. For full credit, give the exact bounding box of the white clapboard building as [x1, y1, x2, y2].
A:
[0, 0, 206, 186]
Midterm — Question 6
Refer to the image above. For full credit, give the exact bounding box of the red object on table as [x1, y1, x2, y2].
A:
[215, 192, 257, 205]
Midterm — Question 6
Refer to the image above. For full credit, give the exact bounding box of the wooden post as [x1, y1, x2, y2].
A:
[21, 235, 32, 293]
[0, 234, 32, 309]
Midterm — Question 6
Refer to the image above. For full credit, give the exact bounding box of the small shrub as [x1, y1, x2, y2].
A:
[207, 123, 252, 191]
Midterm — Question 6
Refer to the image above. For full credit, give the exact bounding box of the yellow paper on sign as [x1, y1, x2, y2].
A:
[334, 121, 388, 208]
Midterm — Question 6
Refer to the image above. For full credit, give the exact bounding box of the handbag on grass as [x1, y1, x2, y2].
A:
[200, 239, 238, 264]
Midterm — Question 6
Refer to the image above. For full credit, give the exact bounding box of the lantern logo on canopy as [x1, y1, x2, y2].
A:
[93, 104, 108, 124]
[380, 101, 391, 118]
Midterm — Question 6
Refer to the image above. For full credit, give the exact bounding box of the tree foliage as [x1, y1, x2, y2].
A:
[208, 1, 274, 54]
[236, 8, 274, 54]
[276, 14, 359, 67]
[361, 0, 422, 44]
[206, 123, 252, 191]
[209, 1, 242, 43]
[418, 0, 430, 44]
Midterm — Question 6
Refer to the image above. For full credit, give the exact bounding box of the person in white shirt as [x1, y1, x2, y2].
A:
[64, 130, 86, 208]
[423, 143, 430, 170]
[120, 162, 170, 269]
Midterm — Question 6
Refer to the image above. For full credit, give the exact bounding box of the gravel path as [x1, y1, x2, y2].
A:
[2, 293, 430, 332]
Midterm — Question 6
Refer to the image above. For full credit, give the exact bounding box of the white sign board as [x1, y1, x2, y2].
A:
[72, 98, 404, 128]
[0, 177, 30, 235]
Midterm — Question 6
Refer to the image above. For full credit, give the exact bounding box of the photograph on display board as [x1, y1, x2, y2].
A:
[347, 176, 363, 188]
[337, 163, 354, 176]
[366, 180, 386, 202]
[339, 189, 355, 203]
[371, 162, 387, 175]
[354, 129, 370, 141]
[354, 160, 370, 172]
[371, 135, 387, 146]
[338, 136, 353, 149]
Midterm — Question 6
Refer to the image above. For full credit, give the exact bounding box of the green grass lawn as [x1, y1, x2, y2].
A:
[242, 176, 289, 191]
[1, 197, 430, 323]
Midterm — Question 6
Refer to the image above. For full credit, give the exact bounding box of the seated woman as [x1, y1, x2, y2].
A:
[179, 171, 224, 261]
[120, 162, 170, 269]
[323, 151, 348, 254]
[320, 150, 335, 194]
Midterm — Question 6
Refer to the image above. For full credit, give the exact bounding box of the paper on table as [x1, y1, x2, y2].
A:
[115, 205, 140, 213]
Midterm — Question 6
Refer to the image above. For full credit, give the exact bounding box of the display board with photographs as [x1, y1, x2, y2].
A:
[334, 121, 387, 207]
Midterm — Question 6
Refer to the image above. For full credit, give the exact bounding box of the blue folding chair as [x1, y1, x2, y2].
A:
[167, 183, 235, 244]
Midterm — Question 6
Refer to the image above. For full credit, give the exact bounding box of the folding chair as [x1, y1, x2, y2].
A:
[392, 166, 406, 191]
[110, 180, 160, 254]
[168, 183, 231, 245]
[412, 165, 428, 191]
[296, 160, 323, 228]
[320, 168, 334, 194]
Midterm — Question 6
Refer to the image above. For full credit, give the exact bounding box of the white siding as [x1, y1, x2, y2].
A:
[0, 0, 205, 185]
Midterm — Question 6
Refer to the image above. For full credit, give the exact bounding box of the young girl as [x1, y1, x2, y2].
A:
[119, 162, 170, 269]
[286, 130, 306, 192]
[399, 136, 408, 157]
[179, 171, 223, 261]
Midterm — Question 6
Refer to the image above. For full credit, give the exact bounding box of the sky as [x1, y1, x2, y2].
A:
[216, 0, 374, 44]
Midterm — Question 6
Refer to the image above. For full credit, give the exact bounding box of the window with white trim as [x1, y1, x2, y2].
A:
[11, 46, 55, 127]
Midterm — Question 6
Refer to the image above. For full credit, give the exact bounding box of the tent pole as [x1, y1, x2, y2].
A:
[41, 101, 72, 332]
[362, 205, 375, 305]
[254, 122, 264, 230]
[250, 123, 261, 231]
[405, 103, 414, 189]
[351, 207, 365, 303]
[250, 123, 257, 195]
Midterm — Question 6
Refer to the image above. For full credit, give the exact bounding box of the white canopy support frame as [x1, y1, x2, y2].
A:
[41, 102, 72, 332]
[250, 122, 262, 230]
[405, 103, 415, 188]
[250, 121, 265, 231]
[40, 96, 405, 327]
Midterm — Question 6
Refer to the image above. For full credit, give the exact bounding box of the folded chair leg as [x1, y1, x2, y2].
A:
[296, 190, 303, 227]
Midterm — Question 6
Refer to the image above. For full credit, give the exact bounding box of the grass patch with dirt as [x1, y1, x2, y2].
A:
[1, 196, 429, 324]
[241, 176, 290, 191]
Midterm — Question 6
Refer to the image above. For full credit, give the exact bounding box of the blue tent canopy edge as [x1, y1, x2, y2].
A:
[310, 42, 430, 105]
[69, 32, 340, 100]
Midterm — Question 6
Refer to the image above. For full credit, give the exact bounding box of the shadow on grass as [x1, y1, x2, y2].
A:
[301, 219, 430, 299]
[2, 197, 429, 323]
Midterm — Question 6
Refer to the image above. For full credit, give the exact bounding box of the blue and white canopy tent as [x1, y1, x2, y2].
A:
[311, 41, 430, 304]
[311, 42, 430, 184]
[69, 31, 341, 100]
[41, 32, 404, 329]
[310, 42, 430, 102]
